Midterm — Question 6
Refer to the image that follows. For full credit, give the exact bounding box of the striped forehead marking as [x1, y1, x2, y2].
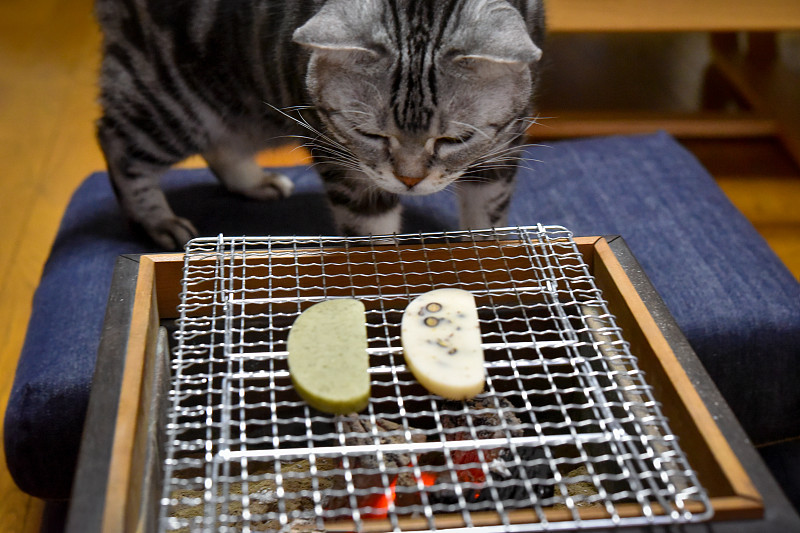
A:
[388, 0, 463, 132]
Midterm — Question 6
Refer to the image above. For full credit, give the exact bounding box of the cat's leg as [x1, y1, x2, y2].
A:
[320, 169, 402, 236]
[97, 119, 198, 250]
[203, 146, 294, 200]
[457, 169, 517, 230]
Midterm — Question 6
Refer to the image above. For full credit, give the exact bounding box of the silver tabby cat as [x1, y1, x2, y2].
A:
[96, 0, 545, 249]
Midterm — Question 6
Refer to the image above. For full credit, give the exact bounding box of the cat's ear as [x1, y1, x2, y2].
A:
[450, 1, 542, 69]
[293, 0, 385, 57]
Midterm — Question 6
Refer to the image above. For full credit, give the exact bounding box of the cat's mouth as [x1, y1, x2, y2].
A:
[395, 174, 425, 189]
[376, 169, 457, 196]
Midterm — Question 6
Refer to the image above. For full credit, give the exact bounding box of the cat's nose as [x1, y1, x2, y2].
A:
[395, 175, 425, 189]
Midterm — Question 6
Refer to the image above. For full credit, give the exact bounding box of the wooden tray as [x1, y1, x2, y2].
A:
[68, 236, 790, 532]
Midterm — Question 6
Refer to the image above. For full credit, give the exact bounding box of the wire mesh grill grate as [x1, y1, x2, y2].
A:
[158, 225, 712, 532]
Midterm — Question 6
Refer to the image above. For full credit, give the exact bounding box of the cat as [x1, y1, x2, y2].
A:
[95, 0, 545, 249]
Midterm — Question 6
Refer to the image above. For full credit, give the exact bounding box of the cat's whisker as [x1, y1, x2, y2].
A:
[306, 159, 363, 175]
[296, 139, 361, 163]
[295, 132, 363, 169]
[464, 142, 544, 176]
[470, 148, 523, 168]
[266, 102, 359, 160]
[305, 150, 361, 166]
[457, 172, 495, 184]
[339, 108, 372, 118]
[289, 138, 363, 169]
[471, 152, 519, 163]
[473, 139, 548, 168]
[278, 104, 315, 112]
[471, 154, 530, 167]
[520, 114, 556, 127]
[294, 134, 360, 160]
[518, 153, 545, 163]
[279, 138, 363, 173]
[471, 154, 542, 173]
[515, 116, 544, 129]
[304, 152, 358, 169]
[438, 184, 461, 201]
[469, 165, 521, 174]
[449, 120, 491, 141]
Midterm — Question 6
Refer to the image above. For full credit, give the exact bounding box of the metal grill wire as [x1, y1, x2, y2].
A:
[158, 225, 712, 532]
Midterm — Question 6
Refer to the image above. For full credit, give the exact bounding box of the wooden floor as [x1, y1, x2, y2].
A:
[0, 1, 798, 531]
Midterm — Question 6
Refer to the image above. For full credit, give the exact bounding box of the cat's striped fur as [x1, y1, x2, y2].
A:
[96, 0, 544, 248]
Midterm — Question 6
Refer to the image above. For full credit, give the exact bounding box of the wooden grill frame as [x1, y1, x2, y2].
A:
[68, 236, 767, 532]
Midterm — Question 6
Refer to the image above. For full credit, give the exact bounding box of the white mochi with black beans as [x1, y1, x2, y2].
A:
[401, 288, 485, 400]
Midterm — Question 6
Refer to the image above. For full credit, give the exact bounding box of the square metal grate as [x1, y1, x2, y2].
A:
[158, 225, 712, 532]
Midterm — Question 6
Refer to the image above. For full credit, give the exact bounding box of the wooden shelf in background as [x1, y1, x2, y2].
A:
[546, 0, 800, 33]
[682, 138, 800, 179]
[530, 112, 780, 140]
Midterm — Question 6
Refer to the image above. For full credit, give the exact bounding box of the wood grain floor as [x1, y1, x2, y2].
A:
[0, 1, 798, 531]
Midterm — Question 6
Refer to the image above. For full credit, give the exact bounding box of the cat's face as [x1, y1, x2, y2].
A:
[294, 0, 542, 196]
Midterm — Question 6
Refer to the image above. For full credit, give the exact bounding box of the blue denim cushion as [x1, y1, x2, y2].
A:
[513, 134, 800, 448]
[5, 132, 799, 499]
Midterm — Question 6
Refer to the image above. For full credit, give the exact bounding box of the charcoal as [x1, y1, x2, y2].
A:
[326, 400, 553, 516]
[428, 445, 553, 507]
[440, 397, 525, 439]
[429, 398, 553, 507]
[325, 416, 426, 512]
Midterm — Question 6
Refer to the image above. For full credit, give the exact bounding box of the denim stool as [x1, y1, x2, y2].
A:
[5, 132, 799, 510]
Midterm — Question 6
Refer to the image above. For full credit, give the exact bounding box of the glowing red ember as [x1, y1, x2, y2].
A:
[362, 468, 437, 519]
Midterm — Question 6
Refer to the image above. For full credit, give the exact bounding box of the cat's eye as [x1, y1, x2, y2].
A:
[434, 132, 475, 153]
[354, 129, 388, 143]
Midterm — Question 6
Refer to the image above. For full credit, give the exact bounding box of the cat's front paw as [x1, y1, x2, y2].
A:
[237, 171, 294, 201]
[147, 216, 198, 250]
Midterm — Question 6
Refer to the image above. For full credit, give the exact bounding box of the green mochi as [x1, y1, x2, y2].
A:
[287, 299, 370, 414]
